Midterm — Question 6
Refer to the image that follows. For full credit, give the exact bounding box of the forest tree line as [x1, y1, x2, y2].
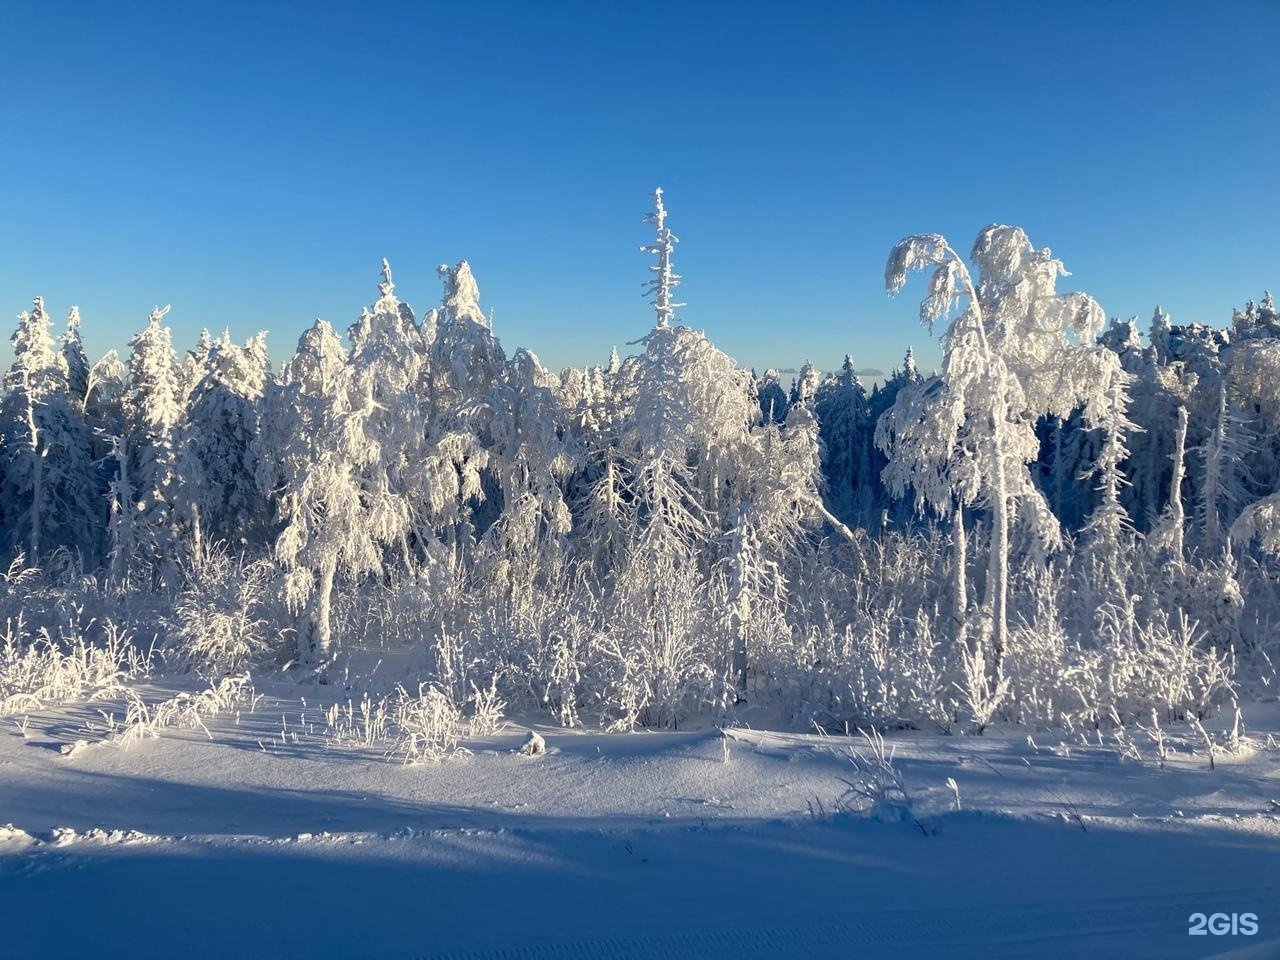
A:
[1, 190, 1275, 733]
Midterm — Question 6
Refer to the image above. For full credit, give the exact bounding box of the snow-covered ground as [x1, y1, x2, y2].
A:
[3, 683, 1280, 960]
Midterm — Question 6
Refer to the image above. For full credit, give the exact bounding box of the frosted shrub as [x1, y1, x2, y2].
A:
[1001, 620, 1074, 728]
[1148, 557, 1243, 652]
[467, 676, 506, 737]
[953, 636, 1009, 734]
[797, 612, 952, 734]
[705, 565, 792, 706]
[1114, 613, 1234, 723]
[845, 531, 951, 623]
[1002, 609, 1235, 731]
[429, 627, 479, 707]
[0, 554, 143, 645]
[391, 684, 465, 763]
[783, 535, 956, 733]
[514, 597, 593, 728]
[323, 693, 390, 748]
[0, 554, 39, 616]
[168, 550, 281, 675]
[335, 565, 454, 652]
[1235, 556, 1280, 694]
[593, 561, 729, 730]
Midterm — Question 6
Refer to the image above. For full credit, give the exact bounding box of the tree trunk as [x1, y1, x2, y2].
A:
[1051, 418, 1066, 519]
[190, 503, 203, 568]
[987, 402, 1010, 676]
[728, 506, 754, 699]
[1170, 404, 1188, 560]
[26, 389, 42, 558]
[732, 613, 749, 700]
[300, 557, 336, 666]
[109, 439, 131, 586]
[953, 503, 968, 640]
[1202, 385, 1227, 553]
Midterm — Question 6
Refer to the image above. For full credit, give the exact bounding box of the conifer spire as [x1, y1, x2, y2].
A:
[640, 187, 684, 330]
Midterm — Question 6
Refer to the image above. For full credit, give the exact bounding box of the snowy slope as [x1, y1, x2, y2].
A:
[2, 685, 1280, 960]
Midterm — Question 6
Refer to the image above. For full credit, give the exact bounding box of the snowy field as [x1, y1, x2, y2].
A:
[3, 680, 1279, 960]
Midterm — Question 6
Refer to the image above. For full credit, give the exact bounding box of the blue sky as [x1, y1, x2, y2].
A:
[2, 1, 1277, 378]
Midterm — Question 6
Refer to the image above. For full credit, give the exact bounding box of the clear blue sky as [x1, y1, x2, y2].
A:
[2, 1, 1277, 378]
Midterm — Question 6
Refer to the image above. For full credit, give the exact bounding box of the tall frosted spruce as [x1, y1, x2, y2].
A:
[115, 306, 182, 585]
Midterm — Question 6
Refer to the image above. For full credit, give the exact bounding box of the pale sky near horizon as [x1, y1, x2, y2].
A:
[2, 1, 1277, 379]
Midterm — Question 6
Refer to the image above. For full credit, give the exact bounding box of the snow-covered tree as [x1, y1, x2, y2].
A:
[1078, 363, 1138, 593]
[878, 226, 1120, 670]
[421, 260, 507, 549]
[639, 187, 683, 330]
[256, 318, 377, 665]
[346, 260, 432, 569]
[472, 346, 580, 608]
[112, 306, 182, 585]
[61, 307, 90, 414]
[611, 189, 731, 568]
[0, 297, 101, 560]
[815, 355, 874, 528]
[866, 347, 924, 530]
[1223, 338, 1280, 556]
[173, 332, 271, 559]
[1149, 306, 1173, 365]
[612, 189, 852, 697]
[1110, 330, 1171, 531]
[789, 360, 821, 407]
[1232, 291, 1280, 342]
[1148, 364, 1198, 560]
[179, 329, 216, 402]
[569, 359, 633, 578]
[756, 368, 790, 423]
[82, 348, 126, 461]
[1197, 381, 1253, 554]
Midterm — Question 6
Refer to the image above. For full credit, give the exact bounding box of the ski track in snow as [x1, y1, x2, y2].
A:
[2, 686, 1280, 959]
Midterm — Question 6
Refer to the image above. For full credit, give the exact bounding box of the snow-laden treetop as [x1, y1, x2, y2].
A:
[640, 187, 684, 330]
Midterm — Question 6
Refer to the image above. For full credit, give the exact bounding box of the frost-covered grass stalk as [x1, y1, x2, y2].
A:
[323, 679, 506, 764]
[824, 726, 922, 829]
[0, 618, 150, 717]
[104, 674, 256, 749]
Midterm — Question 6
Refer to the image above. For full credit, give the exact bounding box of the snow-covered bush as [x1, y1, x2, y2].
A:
[167, 549, 283, 676]
[1001, 605, 1235, 731]
[592, 556, 730, 731]
[390, 684, 467, 763]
